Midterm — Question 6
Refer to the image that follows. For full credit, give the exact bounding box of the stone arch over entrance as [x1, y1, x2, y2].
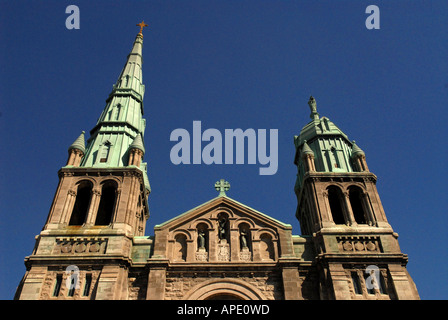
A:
[183, 278, 268, 300]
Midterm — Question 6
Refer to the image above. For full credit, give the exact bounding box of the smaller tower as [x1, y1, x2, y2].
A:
[128, 133, 145, 167]
[66, 131, 85, 167]
[350, 141, 369, 172]
[301, 140, 316, 172]
[293, 96, 419, 300]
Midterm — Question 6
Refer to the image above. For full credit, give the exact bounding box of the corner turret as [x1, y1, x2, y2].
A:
[66, 131, 85, 166]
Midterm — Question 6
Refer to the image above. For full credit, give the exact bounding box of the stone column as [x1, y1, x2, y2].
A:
[342, 191, 356, 226]
[85, 188, 101, 225]
[60, 189, 77, 225]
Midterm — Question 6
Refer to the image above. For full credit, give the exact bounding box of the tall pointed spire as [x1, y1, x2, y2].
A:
[80, 26, 148, 168]
[109, 26, 146, 105]
[76, 24, 150, 192]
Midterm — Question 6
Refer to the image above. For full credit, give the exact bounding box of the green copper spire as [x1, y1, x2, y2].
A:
[108, 32, 145, 105]
[68, 131, 86, 153]
[69, 26, 150, 191]
[80, 29, 147, 168]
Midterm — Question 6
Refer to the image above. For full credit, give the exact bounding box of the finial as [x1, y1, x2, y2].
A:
[308, 96, 319, 120]
[215, 179, 230, 197]
[136, 20, 148, 36]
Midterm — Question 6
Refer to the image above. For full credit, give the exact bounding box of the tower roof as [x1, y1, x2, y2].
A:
[130, 133, 145, 154]
[294, 96, 357, 177]
[295, 96, 350, 148]
[80, 25, 149, 169]
[301, 140, 314, 156]
[351, 140, 365, 158]
[108, 31, 145, 103]
[68, 131, 85, 153]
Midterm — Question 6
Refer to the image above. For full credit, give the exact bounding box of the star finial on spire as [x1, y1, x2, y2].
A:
[215, 179, 230, 197]
[136, 20, 148, 35]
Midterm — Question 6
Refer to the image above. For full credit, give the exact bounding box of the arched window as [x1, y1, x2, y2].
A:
[328, 186, 345, 224]
[95, 181, 117, 226]
[349, 186, 367, 224]
[69, 181, 92, 226]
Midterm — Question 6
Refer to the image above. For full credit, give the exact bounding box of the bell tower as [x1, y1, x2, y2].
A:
[293, 96, 419, 300]
[15, 23, 151, 300]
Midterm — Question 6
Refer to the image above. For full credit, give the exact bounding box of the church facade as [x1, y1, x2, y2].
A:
[14, 26, 419, 300]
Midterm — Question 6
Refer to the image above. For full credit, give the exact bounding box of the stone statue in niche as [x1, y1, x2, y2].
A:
[240, 229, 248, 249]
[196, 227, 208, 261]
[239, 228, 252, 261]
[198, 229, 206, 249]
[218, 217, 227, 241]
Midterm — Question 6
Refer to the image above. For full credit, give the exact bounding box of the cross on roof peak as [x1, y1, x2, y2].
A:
[215, 179, 230, 196]
[136, 21, 148, 35]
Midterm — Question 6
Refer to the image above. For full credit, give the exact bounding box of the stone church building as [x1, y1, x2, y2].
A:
[14, 26, 419, 300]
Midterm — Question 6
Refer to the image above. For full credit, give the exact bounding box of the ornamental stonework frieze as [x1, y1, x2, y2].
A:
[54, 237, 108, 255]
[337, 236, 381, 253]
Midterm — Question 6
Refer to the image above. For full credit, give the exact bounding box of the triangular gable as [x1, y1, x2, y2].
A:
[154, 195, 292, 231]
[151, 195, 297, 263]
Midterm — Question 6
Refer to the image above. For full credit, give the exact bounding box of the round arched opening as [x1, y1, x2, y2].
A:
[183, 278, 267, 300]
[206, 293, 244, 300]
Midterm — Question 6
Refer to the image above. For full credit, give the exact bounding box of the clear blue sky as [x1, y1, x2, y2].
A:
[0, 0, 447, 300]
